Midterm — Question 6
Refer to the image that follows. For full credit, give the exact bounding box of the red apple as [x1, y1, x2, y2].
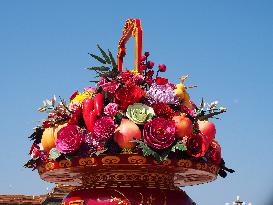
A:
[198, 120, 216, 142]
[114, 119, 141, 149]
[172, 115, 193, 138]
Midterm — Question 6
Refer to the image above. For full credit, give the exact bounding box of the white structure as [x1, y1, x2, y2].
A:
[225, 195, 252, 205]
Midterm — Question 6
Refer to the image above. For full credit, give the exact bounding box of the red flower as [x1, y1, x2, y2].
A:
[115, 85, 145, 110]
[147, 61, 154, 69]
[205, 140, 221, 164]
[141, 55, 147, 61]
[140, 64, 147, 71]
[144, 52, 150, 57]
[186, 133, 209, 158]
[152, 102, 175, 119]
[158, 64, 167, 72]
[118, 71, 136, 86]
[146, 70, 154, 77]
[155, 77, 169, 85]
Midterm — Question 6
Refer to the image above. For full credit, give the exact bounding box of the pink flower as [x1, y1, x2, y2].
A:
[158, 64, 167, 72]
[29, 144, 41, 159]
[97, 78, 120, 93]
[132, 74, 145, 84]
[84, 87, 96, 92]
[143, 117, 176, 150]
[94, 117, 116, 141]
[104, 103, 119, 117]
[56, 125, 84, 154]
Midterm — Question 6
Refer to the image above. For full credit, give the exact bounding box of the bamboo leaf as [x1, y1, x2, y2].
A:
[108, 49, 117, 68]
[88, 53, 107, 64]
[97, 45, 111, 64]
[85, 66, 110, 71]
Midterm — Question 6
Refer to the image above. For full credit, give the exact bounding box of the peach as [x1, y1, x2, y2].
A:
[172, 115, 193, 138]
[198, 120, 216, 142]
[114, 119, 141, 149]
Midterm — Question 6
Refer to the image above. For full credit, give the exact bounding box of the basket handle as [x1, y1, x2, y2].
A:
[117, 19, 143, 73]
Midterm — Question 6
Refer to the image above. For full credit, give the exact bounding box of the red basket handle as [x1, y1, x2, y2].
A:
[117, 19, 143, 73]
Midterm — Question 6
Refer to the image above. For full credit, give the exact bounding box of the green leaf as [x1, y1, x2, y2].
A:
[29, 127, 44, 144]
[97, 45, 111, 64]
[24, 159, 37, 169]
[133, 139, 161, 161]
[49, 148, 62, 160]
[171, 141, 187, 152]
[108, 49, 117, 68]
[64, 154, 74, 160]
[94, 149, 107, 156]
[88, 53, 107, 64]
[114, 113, 124, 125]
[85, 66, 110, 72]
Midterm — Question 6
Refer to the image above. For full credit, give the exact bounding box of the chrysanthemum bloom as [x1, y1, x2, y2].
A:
[146, 83, 179, 105]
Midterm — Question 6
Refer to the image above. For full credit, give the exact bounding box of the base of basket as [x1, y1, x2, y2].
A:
[62, 187, 194, 205]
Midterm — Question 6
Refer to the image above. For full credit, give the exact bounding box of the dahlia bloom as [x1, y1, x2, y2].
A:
[56, 125, 84, 154]
[143, 117, 176, 150]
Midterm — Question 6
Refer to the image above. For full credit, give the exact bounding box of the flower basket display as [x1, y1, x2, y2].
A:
[25, 19, 233, 205]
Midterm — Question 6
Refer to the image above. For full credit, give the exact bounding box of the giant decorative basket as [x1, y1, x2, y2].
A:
[28, 19, 228, 205]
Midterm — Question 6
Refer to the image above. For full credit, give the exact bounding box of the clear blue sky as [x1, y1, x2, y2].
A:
[0, 1, 272, 205]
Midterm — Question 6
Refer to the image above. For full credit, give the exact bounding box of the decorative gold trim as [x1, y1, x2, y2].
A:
[45, 162, 55, 171]
[79, 157, 95, 166]
[68, 200, 84, 205]
[38, 154, 220, 188]
[59, 160, 72, 168]
[153, 159, 171, 166]
[128, 156, 147, 164]
[196, 163, 208, 170]
[102, 156, 120, 164]
[177, 160, 192, 167]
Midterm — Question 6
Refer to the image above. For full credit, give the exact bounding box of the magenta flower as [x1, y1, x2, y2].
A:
[56, 125, 84, 154]
[104, 103, 119, 117]
[94, 116, 116, 141]
[143, 117, 176, 150]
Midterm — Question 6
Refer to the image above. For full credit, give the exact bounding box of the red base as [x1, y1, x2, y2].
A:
[63, 187, 194, 205]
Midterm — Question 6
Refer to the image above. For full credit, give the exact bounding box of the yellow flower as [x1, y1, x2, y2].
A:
[70, 91, 94, 105]
[130, 69, 140, 75]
